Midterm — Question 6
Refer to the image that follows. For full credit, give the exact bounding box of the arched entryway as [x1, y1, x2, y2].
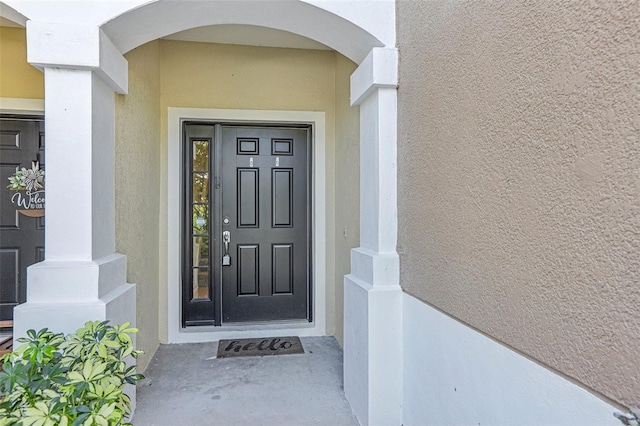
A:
[11, 1, 401, 423]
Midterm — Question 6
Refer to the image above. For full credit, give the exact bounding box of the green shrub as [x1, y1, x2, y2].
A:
[0, 321, 143, 426]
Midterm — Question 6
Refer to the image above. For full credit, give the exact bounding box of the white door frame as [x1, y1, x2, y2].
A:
[166, 107, 326, 343]
[0, 98, 45, 115]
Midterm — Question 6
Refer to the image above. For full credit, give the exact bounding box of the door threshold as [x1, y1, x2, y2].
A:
[220, 318, 310, 327]
[170, 319, 324, 344]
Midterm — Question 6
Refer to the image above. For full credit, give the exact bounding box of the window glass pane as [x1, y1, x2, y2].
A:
[193, 204, 209, 234]
[193, 140, 209, 171]
[193, 173, 209, 203]
[192, 268, 210, 300]
[192, 236, 209, 267]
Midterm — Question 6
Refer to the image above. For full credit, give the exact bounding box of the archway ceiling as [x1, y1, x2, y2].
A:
[0, 16, 21, 26]
[102, 0, 383, 64]
[163, 24, 331, 51]
[0, 1, 26, 27]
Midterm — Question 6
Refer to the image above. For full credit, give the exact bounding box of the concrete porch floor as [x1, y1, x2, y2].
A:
[132, 336, 359, 426]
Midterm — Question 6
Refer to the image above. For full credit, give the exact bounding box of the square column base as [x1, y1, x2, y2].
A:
[14, 254, 136, 340]
[13, 281, 136, 341]
[344, 274, 402, 426]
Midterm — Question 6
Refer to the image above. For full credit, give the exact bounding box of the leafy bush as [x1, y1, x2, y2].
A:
[0, 321, 143, 426]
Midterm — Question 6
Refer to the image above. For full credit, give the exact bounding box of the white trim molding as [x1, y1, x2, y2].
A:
[402, 293, 621, 426]
[0, 97, 44, 114]
[166, 107, 327, 344]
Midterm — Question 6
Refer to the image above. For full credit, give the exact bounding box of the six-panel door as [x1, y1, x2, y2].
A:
[221, 126, 309, 323]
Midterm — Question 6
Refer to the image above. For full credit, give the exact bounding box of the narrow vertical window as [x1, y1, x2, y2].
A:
[190, 140, 211, 301]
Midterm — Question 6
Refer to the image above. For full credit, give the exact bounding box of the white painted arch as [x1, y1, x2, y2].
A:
[101, 0, 386, 63]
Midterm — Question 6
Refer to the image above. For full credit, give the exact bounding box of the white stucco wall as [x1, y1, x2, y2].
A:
[402, 293, 621, 425]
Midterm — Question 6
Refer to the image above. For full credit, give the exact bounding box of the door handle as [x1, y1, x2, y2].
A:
[222, 231, 231, 266]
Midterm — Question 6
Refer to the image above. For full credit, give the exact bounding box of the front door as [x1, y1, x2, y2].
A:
[0, 117, 45, 322]
[182, 123, 310, 326]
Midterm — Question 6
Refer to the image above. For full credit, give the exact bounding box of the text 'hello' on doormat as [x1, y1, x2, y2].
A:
[217, 336, 304, 358]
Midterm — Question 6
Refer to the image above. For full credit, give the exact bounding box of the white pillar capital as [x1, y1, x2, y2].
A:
[350, 47, 398, 106]
[27, 21, 128, 94]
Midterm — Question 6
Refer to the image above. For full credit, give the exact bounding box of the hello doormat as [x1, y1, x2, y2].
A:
[217, 336, 304, 358]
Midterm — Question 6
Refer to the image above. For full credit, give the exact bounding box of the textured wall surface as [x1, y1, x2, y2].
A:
[0, 26, 43, 99]
[115, 41, 161, 372]
[158, 41, 359, 340]
[334, 54, 360, 345]
[397, 0, 639, 408]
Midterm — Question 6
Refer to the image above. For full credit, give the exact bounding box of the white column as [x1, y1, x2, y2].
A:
[13, 22, 135, 343]
[344, 48, 403, 426]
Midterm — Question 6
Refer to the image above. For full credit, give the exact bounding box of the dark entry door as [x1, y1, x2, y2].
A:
[182, 123, 310, 326]
[220, 126, 310, 323]
[0, 117, 45, 321]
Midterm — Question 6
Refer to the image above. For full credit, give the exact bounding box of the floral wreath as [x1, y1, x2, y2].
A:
[7, 161, 45, 191]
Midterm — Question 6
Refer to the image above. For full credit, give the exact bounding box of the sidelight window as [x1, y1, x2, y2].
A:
[189, 140, 211, 301]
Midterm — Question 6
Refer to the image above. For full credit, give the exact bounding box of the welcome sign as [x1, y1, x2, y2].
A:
[7, 162, 45, 217]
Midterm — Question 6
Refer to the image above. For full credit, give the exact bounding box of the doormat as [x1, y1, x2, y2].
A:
[217, 336, 304, 358]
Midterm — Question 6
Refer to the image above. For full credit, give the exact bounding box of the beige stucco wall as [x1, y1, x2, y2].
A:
[115, 41, 161, 372]
[397, 1, 639, 408]
[0, 26, 43, 99]
[153, 40, 358, 343]
[334, 54, 359, 345]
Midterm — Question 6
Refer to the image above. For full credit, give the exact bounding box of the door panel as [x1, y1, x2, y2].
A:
[220, 126, 309, 323]
[182, 123, 310, 326]
[272, 169, 293, 227]
[237, 168, 259, 227]
[0, 249, 19, 309]
[272, 244, 293, 294]
[0, 118, 45, 321]
[237, 244, 259, 296]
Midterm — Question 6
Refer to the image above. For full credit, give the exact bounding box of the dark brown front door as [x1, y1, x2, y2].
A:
[182, 123, 310, 326]
[0, 117, 45, 321]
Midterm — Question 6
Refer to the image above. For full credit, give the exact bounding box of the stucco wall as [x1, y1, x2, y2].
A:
[156, 40, 358, 342]
[115, 41, 161, 372]
[0, 26, 43, 99]
[334, 54, 359, 345]
[397, 0, 639, 409]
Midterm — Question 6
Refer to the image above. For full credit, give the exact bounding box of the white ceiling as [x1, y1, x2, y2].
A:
[163, 24, 331, 51]
[0, 16, 22, 27]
